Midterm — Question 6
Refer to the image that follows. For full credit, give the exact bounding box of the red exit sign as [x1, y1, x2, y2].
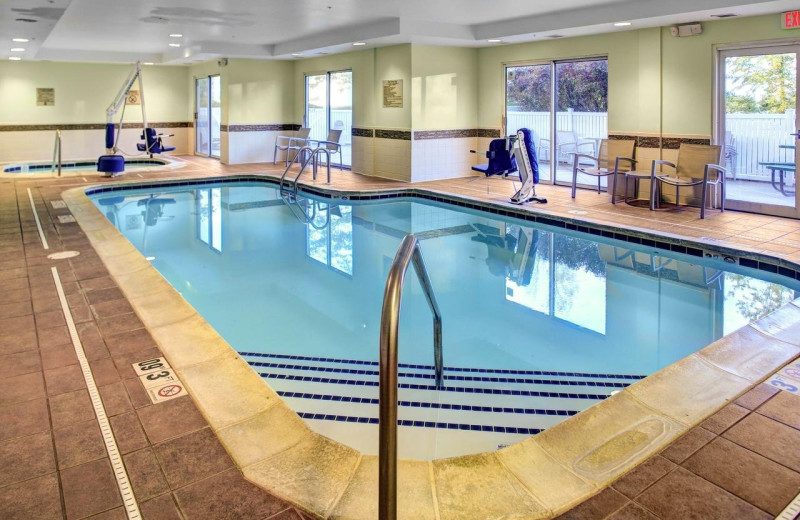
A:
[783, 11, 800, 28]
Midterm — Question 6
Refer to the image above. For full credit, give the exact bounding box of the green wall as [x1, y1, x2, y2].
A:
[411, 45, 478, 130]
[0, 61, 190, 124]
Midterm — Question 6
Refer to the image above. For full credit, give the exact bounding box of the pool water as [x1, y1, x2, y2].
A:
[90, 182, 798, 459]
[3, 158, 166, 173]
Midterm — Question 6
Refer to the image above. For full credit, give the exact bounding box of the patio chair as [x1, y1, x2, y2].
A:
[650, 143, 725, 219]
[724, 131, 737, 179]
[539, 131, 596, 165]
[309, 129, 343, 170]
[570, 139, 635, 199]
[273, 127, 310, 166]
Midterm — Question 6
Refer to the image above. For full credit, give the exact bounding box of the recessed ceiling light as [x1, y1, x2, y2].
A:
[11, 38, 29, 43]
[613, 22, 631, 27]
[143, 62, 154, 65]
[291, 53, 304, 57]
[352, 41, 366, 46]
[10, 47, 25, 52]
[488, 39, 503, 43]
[8, 56, 21, 61]
[316, 51, 329, 55]
[169, 33, 183, 38]
[168, 43, 180, 47]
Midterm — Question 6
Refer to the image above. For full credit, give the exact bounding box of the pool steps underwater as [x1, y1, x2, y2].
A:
[240, 351, 644, 436]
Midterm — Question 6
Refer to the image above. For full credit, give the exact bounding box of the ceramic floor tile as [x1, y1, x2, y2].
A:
[0, 370, 46, 407]
[123, 448, 169, 502]
[61, 458, 124, 520]
[723, 413, 800, 471]
[136, 395, 207, 444]
[682, 437, 800, 515]
[0, 472, 63, 520]
[44, 364, 86, 396]
[49, 388, 95, 429]
[0, 349, 41, 378]
[756, 391, 800, 430]
[0, 397, 50, 441]
[154, 427, 234, 489]
[53, 418, 107, 469]
[0, 431, 56, 487]
[109, 411, 149, 454]
[635, 467, 770, 520]
[40, 342, 79, 370]
[700, 403, 750, 435]
[554, 488, 628, 520]
[98, 380, 134, 417]
[606, 503, 659, 520]
[611, 455, 676, 499]
[139, 493, 183, 520]
[174, 468, 288, 520]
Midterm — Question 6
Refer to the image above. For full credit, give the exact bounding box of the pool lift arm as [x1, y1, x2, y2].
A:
[98, 61, 168, 176]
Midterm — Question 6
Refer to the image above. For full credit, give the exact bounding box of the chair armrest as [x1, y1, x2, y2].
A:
[704, 164, 727, 182]
[652, 159, 676, 178]
[313, 140, 342, 150]
[469, 150, 495, 159]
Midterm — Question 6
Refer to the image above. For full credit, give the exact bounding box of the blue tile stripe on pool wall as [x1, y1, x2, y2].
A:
[83, 175, 800, 283]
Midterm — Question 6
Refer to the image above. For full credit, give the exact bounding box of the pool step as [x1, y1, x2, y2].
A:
[239, 351, 642, 435]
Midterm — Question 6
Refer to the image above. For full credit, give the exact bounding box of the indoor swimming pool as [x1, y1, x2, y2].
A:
[3, 157, 170, 174]
[89, 180, 799, 459]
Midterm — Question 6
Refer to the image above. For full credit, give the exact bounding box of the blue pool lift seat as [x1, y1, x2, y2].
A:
[137, 128, 176, 157]
[470, 137, 520, 181]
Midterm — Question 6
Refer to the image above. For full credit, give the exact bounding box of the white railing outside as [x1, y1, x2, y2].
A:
[507, 110, 608, 155]
[725, 111, 796, 179]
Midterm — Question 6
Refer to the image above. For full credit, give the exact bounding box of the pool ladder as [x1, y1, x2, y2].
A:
[51, 130, 62, 177]
[278, 145, 333, 195]
[379, 233, 443, 520]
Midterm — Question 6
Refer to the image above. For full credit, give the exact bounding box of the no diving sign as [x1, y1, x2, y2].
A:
[132, 357, 187, 403]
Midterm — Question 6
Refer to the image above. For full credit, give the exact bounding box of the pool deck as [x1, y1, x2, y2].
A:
[1, 154, 799, 520]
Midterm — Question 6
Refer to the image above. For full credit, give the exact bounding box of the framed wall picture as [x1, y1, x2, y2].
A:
[382, 79, 403, 108]
[36, 88, 55, 106]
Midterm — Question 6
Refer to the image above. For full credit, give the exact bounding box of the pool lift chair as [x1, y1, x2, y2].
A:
[510, 128, 547, 205]
[469, 137, 520, 181]
[97, 61, 174, 177]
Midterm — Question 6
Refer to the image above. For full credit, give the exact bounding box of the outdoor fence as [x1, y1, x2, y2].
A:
[725, 111, 796, 180]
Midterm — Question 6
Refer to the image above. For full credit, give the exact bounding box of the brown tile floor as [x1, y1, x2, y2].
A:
[1, 155, 799, 520]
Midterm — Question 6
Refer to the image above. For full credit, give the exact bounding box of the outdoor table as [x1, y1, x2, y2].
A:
[759, 161, 796, 196]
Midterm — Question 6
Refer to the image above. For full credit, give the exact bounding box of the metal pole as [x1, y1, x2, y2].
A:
[379, 234, 443, 520]
[57, 131, 62, 177]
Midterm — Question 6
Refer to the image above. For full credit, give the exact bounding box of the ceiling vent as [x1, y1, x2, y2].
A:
[547, 34, 564, 38]
[711, 13, 737, 18]
[15, 18, 37, 23]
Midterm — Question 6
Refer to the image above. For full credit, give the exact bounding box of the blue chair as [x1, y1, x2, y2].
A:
[137, 128, 176, 156]
[470, 138, 520, 181]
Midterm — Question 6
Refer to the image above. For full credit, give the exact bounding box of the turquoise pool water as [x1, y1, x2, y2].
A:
[90, 181, 798, 458]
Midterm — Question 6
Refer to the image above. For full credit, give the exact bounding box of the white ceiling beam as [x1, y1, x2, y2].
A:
[473, 0, 778, 39]
[272, 18, 401, 56]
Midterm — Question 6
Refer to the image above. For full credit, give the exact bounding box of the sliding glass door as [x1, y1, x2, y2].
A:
[718, 45, 800, 218]
[195, 75, 221, 158]
[505, 58, 608, 186]
[305, 70, 352, 168]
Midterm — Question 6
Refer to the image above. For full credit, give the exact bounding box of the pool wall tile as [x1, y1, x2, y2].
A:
[243, 434, 361, 518]
[696, 325, 800, 382]
[534, 392, 684, 485]
[497, 439, 597, 513]
[176, 351, 279, 430]
[432, 452, 549, 520]
[329, 457, 437, 520]
[216, 404, 311, 468]
[625, 354, 752, 427]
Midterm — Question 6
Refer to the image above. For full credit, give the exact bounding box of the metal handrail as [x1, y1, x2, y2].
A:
[51, 130, 62, 176]
[379, 233, 443, 520]
[278, 145, 333, 195]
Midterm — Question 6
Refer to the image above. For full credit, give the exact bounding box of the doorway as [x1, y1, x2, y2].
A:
[195, 75, 221, 158]
[718, 45, 799, 217]
[305, 70, 352, 168]
[505, 58, 608, 187]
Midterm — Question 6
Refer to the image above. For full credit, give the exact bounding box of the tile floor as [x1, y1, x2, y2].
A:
[1, 155, 799, 520]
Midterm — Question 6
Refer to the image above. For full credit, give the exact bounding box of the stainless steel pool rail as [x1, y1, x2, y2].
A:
[278, 145, 332, 195]
[379, 233, 443, 520]
[51, 130, 62, 176]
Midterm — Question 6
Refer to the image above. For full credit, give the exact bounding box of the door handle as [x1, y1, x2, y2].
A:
[791, 132, 800, 138]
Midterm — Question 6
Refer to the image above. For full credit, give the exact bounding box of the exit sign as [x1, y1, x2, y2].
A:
[783, 11, 800, 28]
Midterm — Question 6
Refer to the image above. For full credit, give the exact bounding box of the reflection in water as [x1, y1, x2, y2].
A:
[306, 200, 353, 276]
[196, 188, 222, 252]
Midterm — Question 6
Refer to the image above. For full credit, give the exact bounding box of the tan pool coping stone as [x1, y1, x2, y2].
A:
[0, 155, 186, 179]
[62, 173, 800, 520]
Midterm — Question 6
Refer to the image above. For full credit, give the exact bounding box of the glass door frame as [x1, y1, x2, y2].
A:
[304, 69, 352, 169]
[715, 41, 800, 218]
[194, 74, 221, 159]
[503, 55, 608, 188]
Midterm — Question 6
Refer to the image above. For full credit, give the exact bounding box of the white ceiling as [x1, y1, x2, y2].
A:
[0, 0, 797, 64]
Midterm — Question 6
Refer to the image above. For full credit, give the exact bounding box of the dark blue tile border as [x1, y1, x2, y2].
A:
[83, 175, 800, 282]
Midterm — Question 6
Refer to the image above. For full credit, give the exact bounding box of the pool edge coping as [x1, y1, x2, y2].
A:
[62, 175, 800, 520]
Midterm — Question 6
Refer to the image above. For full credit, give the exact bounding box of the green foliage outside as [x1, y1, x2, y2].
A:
[506, 61, 608, 112]
[726, 54, 796, 114]
[725, 274, 795, 321]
